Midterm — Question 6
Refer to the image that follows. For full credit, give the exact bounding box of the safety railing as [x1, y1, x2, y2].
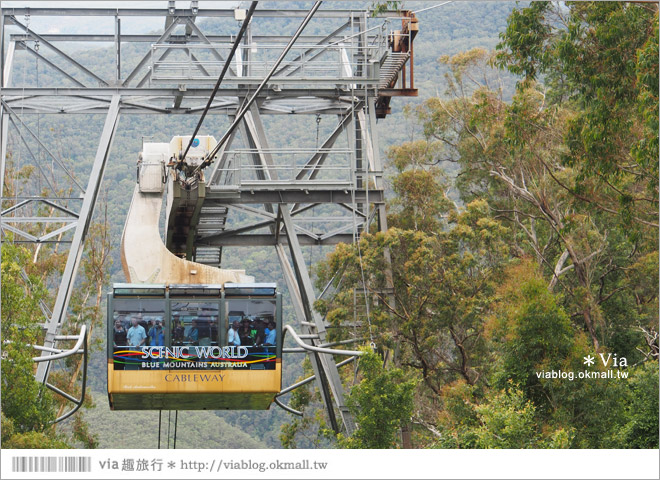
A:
[5, 326, 90, 423]
[146, 14, 415, 91]
[212, 147, 366, 188]
[149, 40, 382, 84]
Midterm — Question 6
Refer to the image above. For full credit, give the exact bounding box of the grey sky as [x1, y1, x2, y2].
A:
[1, 1, 241, 35]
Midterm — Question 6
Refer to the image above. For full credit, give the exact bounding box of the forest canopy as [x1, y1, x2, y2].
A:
[285, 1, 659, 449]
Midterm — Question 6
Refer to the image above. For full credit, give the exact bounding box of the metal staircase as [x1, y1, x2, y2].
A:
[379, 51, 411, 88]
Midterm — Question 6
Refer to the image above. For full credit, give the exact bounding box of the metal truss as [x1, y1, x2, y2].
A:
[0, 2, 418, 434]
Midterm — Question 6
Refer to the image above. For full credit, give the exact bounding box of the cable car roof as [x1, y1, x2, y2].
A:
[111, 282, 277, 296]
[225, 283, 276, 289]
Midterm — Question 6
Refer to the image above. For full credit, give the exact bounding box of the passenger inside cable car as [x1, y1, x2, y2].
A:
[224, 296, 277, 370]
[108, 284, 280, 371]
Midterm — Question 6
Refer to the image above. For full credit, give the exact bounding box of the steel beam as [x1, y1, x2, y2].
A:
[6, 115, 57, 193]
[233, 83, 355, 433]
[115, 15, 121, 83]
[1, 101, 85, 192]
[240, 105, 275, 177]
[9, 34, 343, 43]
[208, 127, 238, 185]
[367, 96, 389, 233]
[202, 2, 323, 167]
[165, 1, 176, 30]
[279, 204, 356, 434]
[0, 4, 402, 438]
[238, 103, 342, 432]
[35, 95, 121, 384]
[274, 243, 338, 431]
[9, 16, 107, 86]
[122, 17, 181, 86]
[249, 107, 356, 435]
[181, 4, 256, 162]
[1, 217, 77, 224]
[0, 107, 8, 331]
[0, 105, 355, 116]
[2, 40, 15, 88]
[18, 41, 86, 87]
[0, 112, 8, 200]
[295, 108, 354, 181]
[274, 21, 350, 77]
[135, 47, 173, 88]
[0, 9, 5, 89]
[1, 8, 402, 18]
[227, 204, 276, 220]
[135, 45, 212, 89]
[200, 233, 354, 246]
[1, 87, 371, 98]
[183, 17, 235, 75]
[204, 189, 383, 204]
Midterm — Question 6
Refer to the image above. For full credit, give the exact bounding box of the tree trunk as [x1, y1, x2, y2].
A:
[401, 422, 412, 448]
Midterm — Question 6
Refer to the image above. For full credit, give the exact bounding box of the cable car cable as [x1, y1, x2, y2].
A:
[190, 1, 323, 178]
[167, 410, 171, 449]
[179, 1, 258, 165]
[157, 410, 162, 449]
[173, 410, 178, 449]
[412, 1, 453, 14]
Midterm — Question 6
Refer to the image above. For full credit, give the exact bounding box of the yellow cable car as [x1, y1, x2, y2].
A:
[109, 138, 285, 411]
[107, 283, 282, 410]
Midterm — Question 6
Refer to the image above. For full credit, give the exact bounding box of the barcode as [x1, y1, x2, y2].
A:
[11, 456, 91, 473]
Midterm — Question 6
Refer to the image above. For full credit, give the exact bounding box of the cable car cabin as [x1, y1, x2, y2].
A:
[107, 283, 282, 411]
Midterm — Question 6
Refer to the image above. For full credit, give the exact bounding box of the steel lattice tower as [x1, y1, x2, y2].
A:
[0, 1, 418, 432]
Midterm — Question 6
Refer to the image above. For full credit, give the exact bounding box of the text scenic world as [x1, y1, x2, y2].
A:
[140, 345, 250, 359]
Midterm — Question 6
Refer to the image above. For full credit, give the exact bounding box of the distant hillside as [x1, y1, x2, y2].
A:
[82, 390, 270, 449]
[378, 1, 519, 148]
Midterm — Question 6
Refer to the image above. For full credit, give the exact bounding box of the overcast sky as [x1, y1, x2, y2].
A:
[1, 1, 242, 7]
[1, 1, 243, 34]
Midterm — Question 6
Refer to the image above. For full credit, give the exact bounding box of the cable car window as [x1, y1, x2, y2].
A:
[113, 284, 165, 296]
[112, 298, 166, 370]
[225, 283, 276, 296]
[171, 302, 219, 347]
[169, 285, 222, 297]
[225, 298, 277, 370]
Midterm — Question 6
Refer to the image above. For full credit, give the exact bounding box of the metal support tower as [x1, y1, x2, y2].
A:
[0, 2, 418, 434]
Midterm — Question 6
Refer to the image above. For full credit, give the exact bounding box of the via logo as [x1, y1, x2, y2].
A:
[192, 138, 200, 148]
[584, 353, 628, 367]
[599, 353, 627, 368]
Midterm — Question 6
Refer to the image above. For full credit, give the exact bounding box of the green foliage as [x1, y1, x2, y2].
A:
[435, 381, 575, 449]
[490, 265, 576, 414]
[370, 1, 401, 17]
[337, 351, 416, 448]
[316, 200, 509, 398]
[472, 385, 540, 449]
[1, 244, 59, 445]
[279, 399, 334, 449]
[387, 139, 454, 232]
[495, 2, 553, 83]
[614, 361, 660, 448]
[416, 39, 658, 356]
[485, 263, 657, 448]
[633, 12, 659, 188]
[497, 2, 659, 226]
[1, 414, 71, 449]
